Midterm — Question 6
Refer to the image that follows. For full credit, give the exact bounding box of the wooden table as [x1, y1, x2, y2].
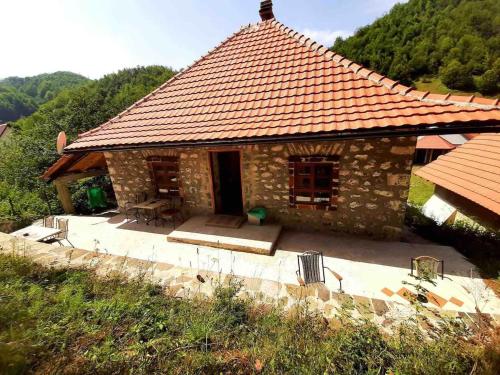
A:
[11, 225, 61, 242]
[133, 199, 170, 225]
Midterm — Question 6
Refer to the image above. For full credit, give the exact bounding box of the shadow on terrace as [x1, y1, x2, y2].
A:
[51, 212, 474, 277]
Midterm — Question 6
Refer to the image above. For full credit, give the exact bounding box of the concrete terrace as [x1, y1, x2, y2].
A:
[14, 212, 498, 317]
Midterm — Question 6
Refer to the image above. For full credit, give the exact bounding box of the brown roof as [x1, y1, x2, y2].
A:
[65, 20, 500, 151]
[415, 133, 500, 215]
[416, 135, 455, 150]
[42, 152, 107, 181]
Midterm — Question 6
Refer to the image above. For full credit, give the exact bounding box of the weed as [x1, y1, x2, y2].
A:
[0, 253, 498, 374]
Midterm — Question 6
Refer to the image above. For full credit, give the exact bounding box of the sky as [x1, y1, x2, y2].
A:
[0, 0, 405, 80]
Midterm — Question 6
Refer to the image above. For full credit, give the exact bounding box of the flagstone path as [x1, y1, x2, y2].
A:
[1, 232, 498, 334]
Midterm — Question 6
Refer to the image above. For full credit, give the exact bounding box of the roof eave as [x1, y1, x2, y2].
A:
[64, 121, 500, 154]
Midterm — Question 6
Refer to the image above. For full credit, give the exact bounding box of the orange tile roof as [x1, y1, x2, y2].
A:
[415, 133, 500, 215]
[416, 135, 455, 150]
[42, 152, 107, 181]
[65, 20, 500, 151]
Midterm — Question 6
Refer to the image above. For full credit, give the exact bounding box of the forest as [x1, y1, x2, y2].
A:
[0, 66, 176, 227]
[332, 0, 500, 94]
[0, 72, 89, 122]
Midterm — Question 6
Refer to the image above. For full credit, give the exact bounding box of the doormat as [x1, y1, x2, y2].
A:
[205, 215, 246, 229]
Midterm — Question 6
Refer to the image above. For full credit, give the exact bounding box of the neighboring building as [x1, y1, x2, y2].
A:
[414, 134, 476, 164]
[43, 1, 500, 240]
[416, 133, 500, 231]
[0, 123, 10, 141]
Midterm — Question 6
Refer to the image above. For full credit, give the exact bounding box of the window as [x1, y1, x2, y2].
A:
[288, 156, 339, 210]
[146, 156, 180, 197]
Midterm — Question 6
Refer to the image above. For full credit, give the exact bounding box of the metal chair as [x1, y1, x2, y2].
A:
[124, 192, 148, 223]
[55, 218, 74, 247]
[135, 192, 148, 203]
[43, 216, 55, 228]
[411, 256, 444, 280]
[297, 251, 326, 285]
[124, 201, 139, 223]
[159, 196, 183, 228]
[296, 251, 343, 291]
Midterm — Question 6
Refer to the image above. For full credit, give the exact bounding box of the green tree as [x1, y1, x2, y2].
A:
[0, 66, 176, 223]
[476, 69, 499, 94]
[332, 0, 500, 94]
[0, 71, 89, 122]
[440, 60, 474, 90]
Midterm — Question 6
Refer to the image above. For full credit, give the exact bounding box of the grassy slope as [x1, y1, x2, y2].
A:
[408, 167, 435, 206]
[414, 77, 499, 98]
[1, 254, 497, 374]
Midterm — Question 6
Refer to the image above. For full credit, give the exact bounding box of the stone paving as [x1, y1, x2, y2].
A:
[1, 231, 499, 335]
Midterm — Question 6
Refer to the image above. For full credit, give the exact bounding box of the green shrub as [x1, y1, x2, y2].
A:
[0, 254, 498, 374]
[440, 59, 475, 90]
[477, 69, 499, 94]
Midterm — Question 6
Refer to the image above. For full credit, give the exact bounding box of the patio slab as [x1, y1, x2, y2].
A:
[2, 229, 500, 335]
[9, 213, 499, 315]
[167, 216, 282, 255]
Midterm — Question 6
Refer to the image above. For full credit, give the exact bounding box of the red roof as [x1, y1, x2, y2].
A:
[415, 133, 500, 215]
[416, 135, 455, 150]
[65, 20, 500, 151]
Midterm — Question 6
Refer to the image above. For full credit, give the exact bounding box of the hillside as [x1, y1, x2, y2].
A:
[0, 71, 89, 122]
[1, 253, 498, 374]
[0, 65, 176, 222]
[332, 0, 500, 95]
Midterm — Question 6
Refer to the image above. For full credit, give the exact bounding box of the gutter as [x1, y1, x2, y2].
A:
[63, 121, 500, 154]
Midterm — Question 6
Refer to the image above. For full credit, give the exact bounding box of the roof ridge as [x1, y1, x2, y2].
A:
[269, 20, 500, 110]
[78, 24, 252, 139]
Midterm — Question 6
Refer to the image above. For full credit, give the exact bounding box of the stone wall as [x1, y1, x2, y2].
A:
[104, 148, 213, 216]
[240, 137, 416, 239]
[103, 136, 416, 239]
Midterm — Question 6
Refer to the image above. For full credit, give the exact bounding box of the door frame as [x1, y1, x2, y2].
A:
[207, 148, 246, 215]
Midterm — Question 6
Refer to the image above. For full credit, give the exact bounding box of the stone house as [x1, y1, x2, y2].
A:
[413, 134, 475, 164]
[44, 1, 500, 240]
[416, 133, 500, 231]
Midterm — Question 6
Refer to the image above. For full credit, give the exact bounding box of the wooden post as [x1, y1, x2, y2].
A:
[54, 178, 75, 214]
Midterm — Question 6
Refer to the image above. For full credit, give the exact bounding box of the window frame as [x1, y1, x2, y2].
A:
[288, 155, 339, 210]
[146, 156, 180, 197]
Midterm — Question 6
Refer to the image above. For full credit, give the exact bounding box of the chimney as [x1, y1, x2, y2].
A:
[259, 0, 275, 21]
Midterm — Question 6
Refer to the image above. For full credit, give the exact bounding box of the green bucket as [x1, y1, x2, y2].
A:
[87, 187, 107, 210]
[247, 207, 267, 225]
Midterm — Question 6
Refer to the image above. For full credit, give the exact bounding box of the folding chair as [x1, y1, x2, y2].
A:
[54, 218, 74, 247]
[43, 216, 55, 228]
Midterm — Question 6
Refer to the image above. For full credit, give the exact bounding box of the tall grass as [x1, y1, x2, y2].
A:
[0, 254, 498, 374]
